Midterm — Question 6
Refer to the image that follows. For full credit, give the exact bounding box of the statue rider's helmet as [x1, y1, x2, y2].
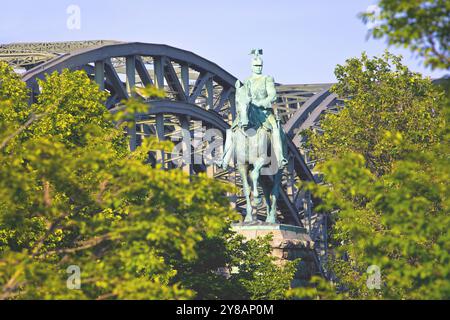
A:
[250, 49, 263, 74]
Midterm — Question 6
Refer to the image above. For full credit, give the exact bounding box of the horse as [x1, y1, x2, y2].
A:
[218, 80, 285, 223]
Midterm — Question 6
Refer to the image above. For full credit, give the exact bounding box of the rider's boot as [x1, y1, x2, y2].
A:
[269, 117, 288, 170]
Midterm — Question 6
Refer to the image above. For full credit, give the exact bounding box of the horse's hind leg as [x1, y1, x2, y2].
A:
[261, 181, 272, 220]
[237, 164, 253, 222]
[266, 170, 282, 223]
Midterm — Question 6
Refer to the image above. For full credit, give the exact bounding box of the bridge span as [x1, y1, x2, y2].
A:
[1, 41, 342, 276]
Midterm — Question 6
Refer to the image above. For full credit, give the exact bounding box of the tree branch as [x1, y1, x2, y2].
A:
[0, 112, 46, 151]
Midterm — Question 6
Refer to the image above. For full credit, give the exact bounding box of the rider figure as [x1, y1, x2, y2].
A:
[242, 49, 288, 170]
[219, 49, 288, 170]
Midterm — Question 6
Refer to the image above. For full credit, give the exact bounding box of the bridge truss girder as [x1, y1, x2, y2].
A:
[4, 41, 345, 276]
[20, 42, 321, 229]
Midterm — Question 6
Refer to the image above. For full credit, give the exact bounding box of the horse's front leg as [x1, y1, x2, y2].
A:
[217, 129, 233, 170]
[250, 157, 266, 206]
[237, 164, 253, 222]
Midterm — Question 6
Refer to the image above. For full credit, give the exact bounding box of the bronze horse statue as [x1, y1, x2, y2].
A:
[218, 79, 288, 223]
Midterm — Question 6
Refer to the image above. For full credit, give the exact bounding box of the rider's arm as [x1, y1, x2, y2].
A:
[264, 76, 277, 108]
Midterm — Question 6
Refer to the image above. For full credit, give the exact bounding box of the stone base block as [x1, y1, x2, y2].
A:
[232, 221, 319, 282]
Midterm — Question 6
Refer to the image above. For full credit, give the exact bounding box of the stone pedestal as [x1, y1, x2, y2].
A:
[232, 221, 319, 285]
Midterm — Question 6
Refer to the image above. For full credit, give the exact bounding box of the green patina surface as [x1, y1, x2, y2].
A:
[232, 223, 307, 234]
[219, 49, 289, 224]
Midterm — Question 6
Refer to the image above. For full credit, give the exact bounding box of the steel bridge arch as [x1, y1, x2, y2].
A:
[14, 40, 349, 276]
[22, 42, 237, 113]
[21, 42, 320, 228]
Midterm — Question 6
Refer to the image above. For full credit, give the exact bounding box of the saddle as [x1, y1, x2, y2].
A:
[231, 104, 273, 133]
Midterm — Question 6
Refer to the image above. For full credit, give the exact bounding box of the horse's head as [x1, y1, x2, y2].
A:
[235, 80, 250, 129]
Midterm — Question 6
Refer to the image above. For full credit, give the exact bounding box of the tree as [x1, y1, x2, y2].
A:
[0, 63, 296, 300]
[175, 234, 297, 300]
[307, 51, 445, 176]
[227, 234, 297, 300]
[291, 0, 450, 300]
[298, 144, 449, 299]
[291, 53, 449, 299]
[361, 0, 450, 70]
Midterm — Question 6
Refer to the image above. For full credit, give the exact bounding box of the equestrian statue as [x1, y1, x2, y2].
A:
[217, 49, 288, 223]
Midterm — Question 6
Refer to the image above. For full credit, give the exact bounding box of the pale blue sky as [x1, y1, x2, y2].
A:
[1, 0, 447, 83]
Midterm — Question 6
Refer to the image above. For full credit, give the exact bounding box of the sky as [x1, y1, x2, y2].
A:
[1, 0, 448, 84]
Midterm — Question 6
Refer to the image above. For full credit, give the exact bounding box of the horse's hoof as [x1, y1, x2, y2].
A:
[252, 196, 262, 206]
[216, 160, 228, 170]
[278, 158, 288, 169]
[244, 214, 253, 222]
[265, 215, 276, 224]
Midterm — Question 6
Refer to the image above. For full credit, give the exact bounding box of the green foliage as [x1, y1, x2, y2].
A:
[307, 51, 444, 176]
[172, 234, 297, 300]
[360, 0, 450, 70]
[0, 63, 294, 300]
[305, 147, 449, 299]
[227, 234, 298, 300]
[295, 52, 449, 299]
[287, 276, 344, 300]
[0, 63, 30, 151]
